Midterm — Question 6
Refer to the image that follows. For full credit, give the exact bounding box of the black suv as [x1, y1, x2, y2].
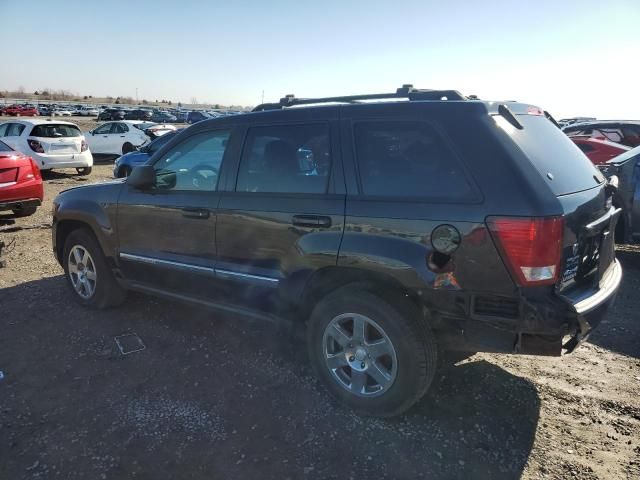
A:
[52, 86, 622, 417]
[125, 109, 153, 121]
[98, 108, 126, 121]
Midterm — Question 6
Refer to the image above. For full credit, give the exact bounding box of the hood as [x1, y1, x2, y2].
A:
[116, 151, 150, 165]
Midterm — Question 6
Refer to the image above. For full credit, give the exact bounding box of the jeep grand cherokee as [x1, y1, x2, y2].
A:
[52, 85, 622, 417]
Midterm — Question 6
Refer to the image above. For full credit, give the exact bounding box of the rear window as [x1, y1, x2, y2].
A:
[498, 115, 604, 196]
[30, 124, 81, 138]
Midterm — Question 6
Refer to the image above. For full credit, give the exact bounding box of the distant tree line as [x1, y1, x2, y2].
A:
[0, 86, 251, 110]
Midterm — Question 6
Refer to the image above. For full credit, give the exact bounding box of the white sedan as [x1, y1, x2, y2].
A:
[52, 109, 72, 116]
[0, 119, 93, 174]
[84, 120, 150, 155]
[80, 107, 100, 116]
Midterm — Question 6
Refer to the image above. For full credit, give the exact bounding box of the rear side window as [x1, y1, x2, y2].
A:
[498, 115, 604, 195]
[6, 124, 25, 136]
[236, 123, 331, 194]
[0, 140, 12, 152]
[30, 124, 81, 138]
[353, 120, 474, 200]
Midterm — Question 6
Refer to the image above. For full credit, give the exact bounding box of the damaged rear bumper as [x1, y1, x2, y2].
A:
[560, 258, 622, 353]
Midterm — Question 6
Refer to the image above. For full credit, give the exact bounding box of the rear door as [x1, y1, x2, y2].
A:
[215, 113, 345, 303]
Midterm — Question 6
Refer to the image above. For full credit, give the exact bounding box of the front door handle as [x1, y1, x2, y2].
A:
[292, 215, 332, 228]
[182, 208, 210, 219]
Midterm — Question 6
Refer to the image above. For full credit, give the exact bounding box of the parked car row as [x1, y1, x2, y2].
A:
[0, 104, 39, 116]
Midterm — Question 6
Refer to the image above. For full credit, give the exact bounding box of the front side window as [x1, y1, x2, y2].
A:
[236, 123, 331, 194]
[0, 140, 12, 152]
[0, 124, 8, 137]
[353, 120, 473, 200]
[153, 130, 230, 192]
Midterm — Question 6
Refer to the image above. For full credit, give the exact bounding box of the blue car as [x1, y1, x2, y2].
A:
[113, 130, 178, 178]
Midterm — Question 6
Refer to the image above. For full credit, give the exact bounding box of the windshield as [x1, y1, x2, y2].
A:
[497, 114, 605, 196]
[30, 124, 82, 138]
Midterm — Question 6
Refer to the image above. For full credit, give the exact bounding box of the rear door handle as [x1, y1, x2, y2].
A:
[292, 215, 332, 228]
[182, 208, 210, 219]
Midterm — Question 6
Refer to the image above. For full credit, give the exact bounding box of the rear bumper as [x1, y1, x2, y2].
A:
[436, 259, 622, 356]
[32, 151, 93, 170]
[0, 198, 41, 212]
[561, 259, 622, 353]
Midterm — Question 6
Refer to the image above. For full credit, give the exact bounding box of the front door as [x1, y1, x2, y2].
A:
[88, 122, 113, 154]
[215, 117, 345, 306]
[117, 128, 233, 299]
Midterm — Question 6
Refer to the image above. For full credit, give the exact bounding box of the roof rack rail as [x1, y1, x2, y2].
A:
[252, 84, 467, 112]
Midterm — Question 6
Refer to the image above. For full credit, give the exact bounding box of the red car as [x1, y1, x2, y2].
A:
[0, 140, 43, 217]
[571, 136, 631, 165]
[1, 104, 38, 116]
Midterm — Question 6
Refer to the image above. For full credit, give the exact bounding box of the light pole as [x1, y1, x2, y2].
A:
[136, 87, 138, 105]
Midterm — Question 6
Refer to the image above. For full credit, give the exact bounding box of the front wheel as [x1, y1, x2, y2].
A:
[307, 287, 438, 417]
[76, 166, 92, 176]
[63, 228, 127, 308]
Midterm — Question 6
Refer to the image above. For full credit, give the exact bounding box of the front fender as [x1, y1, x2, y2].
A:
[53, 183, 122, 263]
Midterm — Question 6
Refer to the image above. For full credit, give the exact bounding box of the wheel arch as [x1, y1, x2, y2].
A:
[297, 266, 424, 321]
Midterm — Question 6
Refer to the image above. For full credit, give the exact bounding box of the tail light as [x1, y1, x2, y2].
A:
[29, 157, 42, 180]
[81, 140, 88, 152]
[27, 139, 44, 153]
[487, 216, 564, 286]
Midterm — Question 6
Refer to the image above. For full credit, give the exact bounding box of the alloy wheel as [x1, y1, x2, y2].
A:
[67, 245, 97, 299]
[322, 313, 398, 397]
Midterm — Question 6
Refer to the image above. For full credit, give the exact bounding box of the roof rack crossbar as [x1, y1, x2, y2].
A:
[252, 85, 466, 112]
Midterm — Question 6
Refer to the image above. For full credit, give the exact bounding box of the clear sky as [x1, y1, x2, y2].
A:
[1, 0, 638, 118]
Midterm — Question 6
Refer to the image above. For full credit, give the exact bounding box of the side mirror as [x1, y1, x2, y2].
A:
[126, 165, 156, 189]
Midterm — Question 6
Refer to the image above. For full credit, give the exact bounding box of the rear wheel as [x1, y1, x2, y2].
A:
[11, 206, 37, 217]
[62, 228, 127, 308]
[122, 142, 134, 154]
[307, 287, 437, 417]
[76, 167, 92, 176]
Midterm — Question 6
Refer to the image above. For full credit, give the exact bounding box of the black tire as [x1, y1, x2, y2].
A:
[62, 228, 127, 309]
[11, 206, 37, 217]
[122, 142, 134, 154]
[306, 286, 438, 417]
[76, 167, 92, 176]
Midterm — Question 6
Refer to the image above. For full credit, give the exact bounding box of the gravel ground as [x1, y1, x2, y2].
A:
[0, 164, 639, 480]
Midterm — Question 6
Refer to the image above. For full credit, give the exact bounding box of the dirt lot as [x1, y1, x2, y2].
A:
[1, 164, 639, 480]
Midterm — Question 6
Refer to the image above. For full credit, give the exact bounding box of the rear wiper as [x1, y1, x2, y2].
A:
[498, 104, 523, 129]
